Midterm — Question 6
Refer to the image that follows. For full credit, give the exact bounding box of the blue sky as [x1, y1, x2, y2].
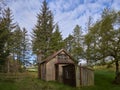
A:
[6, 0, 120, 38]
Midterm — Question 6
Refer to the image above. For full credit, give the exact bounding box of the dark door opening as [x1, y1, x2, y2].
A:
[63, 64, 76, 87]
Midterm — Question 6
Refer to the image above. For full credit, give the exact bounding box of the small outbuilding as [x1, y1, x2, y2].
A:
[38, 49, 94, 87]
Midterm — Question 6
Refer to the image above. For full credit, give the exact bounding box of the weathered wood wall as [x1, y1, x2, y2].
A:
[46, 58, 56, 81]
[80, 66, 94, 86]
[76, 66, 94, 87]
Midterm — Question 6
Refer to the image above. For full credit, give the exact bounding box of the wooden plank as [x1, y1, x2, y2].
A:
[79, 66, 94, 86]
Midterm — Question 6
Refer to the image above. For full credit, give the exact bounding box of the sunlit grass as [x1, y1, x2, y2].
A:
[0, 67, 120, 90]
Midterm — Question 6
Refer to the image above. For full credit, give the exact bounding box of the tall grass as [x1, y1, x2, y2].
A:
[0, 69, 120, 90]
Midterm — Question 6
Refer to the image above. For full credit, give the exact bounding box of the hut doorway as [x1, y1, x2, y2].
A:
[63, 64, 76, 86]
[55, 64, 76, 86]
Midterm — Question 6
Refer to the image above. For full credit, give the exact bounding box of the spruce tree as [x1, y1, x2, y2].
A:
[0, 7, 16, 72]
[12, 25, 23, 61]
[64, 25, 83, 61]
[72, 25, 84, 61]
[21, 28, 30, 65]
[32, 0, 54, 59]
[50, 24, 64, 52]
[64, 34, 74, 53]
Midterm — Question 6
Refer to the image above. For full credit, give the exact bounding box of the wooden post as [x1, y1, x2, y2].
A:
[79, 64, 82, 86]
[37, 50, 43, 79]
[38, 63, 41, 79]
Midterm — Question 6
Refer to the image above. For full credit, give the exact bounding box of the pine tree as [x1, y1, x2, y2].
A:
[64, 34, 74, 53]
[0, 7, 16, 72]
[50, 24, 64, 52]
[72, 25, 84, 61]
[0, 8, 15, 58]
[12, 25, 23, 61]
[10, 25, 30, 71]
[64, 25, 84, 62]
[84, 16, 93, 65]
[21, 28, 30, 66]
[32, 0, 54, 59]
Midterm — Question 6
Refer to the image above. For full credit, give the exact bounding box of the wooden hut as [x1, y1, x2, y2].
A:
[38, 49, 94, 87]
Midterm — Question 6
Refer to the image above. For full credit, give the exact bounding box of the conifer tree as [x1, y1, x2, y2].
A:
[64, 34, 74, 53]
[0, 8, 15, 62]
[21, 28, 30, 65]
[12, 25, 23, 60]
[72, 25, 84, 61]
[64, 25, 83, 61]
[0, 7, 16, 72]
[50, 24, 64, 52]
[32, 0, 54, 59]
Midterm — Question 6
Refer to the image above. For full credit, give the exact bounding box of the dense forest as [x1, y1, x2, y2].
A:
[0, 0, 120, 84]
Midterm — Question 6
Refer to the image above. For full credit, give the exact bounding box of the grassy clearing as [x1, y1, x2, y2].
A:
[81, 70, 120, 90]
[0, 72, 76, 90]
[0, 68, 120, 90]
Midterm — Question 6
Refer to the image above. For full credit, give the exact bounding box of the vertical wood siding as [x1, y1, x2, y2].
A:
[46, 58, 56, 81]
[80, 66, 94, 86]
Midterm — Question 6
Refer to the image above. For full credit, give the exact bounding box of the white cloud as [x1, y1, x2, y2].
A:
[49, 0, 120, 38]
[6, 0, 120, 39]
[7, 0, 41, 34]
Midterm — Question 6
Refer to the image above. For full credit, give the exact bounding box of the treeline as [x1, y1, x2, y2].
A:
[0, 0, 120, 80]
[32, 0, 120, 80]
[0, 6, 30, 72]
[32, 0, 84, 61]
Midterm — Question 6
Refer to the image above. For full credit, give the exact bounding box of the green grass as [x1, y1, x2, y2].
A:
[81, 70, 120, 90]
[0, 69, 120, 90]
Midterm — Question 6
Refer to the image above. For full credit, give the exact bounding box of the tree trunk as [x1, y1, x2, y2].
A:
[7, 59, 10, 73]
[37, 54, 41, 79]
[38, 63, 41, 79]
[113, 59, 120, 84]
[115, 59, 119, 77]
